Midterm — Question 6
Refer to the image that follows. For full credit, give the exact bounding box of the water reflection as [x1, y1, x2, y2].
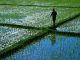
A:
[50, 33, 56, 45]
[3, 33, 80, 60]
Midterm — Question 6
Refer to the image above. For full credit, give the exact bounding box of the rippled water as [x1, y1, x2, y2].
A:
[3, 33, 80, 60]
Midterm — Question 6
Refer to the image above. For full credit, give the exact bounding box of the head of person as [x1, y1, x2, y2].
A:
[53, 9, 55, 11]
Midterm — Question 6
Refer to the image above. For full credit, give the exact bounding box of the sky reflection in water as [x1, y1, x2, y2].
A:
[5, 33, 80, 60]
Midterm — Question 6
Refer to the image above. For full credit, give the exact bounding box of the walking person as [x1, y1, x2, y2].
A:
[51, 9, 57, 30]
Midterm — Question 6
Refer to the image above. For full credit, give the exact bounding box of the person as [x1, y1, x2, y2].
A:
[51, 9, 57, 30]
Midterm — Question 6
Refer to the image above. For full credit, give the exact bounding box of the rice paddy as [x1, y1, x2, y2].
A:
[0, 0, 80, 60]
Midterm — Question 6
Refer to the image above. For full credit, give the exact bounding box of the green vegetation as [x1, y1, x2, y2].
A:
[0, 0, 80, 56]
[59, 16, 80, 33]
[0, 0, 80, 7]
[0, 5, 80, 27]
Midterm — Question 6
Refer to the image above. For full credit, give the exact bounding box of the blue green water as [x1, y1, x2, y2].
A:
[4, 33, 80, 60]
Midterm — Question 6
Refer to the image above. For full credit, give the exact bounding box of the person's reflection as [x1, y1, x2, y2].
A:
[50, 33, 56, 45]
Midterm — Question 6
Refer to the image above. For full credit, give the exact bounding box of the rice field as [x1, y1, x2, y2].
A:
[0, 0, 80, 7]
[57, 16, 80, 33]
[0, 5, 80, 27]
[0, 0, 80, 59]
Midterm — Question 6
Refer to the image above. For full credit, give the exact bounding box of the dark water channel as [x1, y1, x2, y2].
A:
[3, 32, 80, 60]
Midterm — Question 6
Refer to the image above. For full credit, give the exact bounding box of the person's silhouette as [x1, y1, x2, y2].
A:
[51, 9, 57, 30]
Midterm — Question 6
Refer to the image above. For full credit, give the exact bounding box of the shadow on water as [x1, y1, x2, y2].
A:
[1, 31, 80, 60]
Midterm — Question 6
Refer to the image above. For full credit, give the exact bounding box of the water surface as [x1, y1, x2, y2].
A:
[4, 33, 80, 60]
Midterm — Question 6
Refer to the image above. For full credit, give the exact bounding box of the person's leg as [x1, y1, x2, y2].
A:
[53, 19, 56, 30]
[53, 20, 55, 27]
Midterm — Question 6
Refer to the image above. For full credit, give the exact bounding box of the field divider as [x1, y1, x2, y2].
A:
[0, 23, 47, 30]
[0, 12, 80, 58]
[0, 29, 49, 58]
[48, 13, 80, 36]
[0, 4, 80, 8]
[55, 13, 80, 27]
[0, 13, 80, 30]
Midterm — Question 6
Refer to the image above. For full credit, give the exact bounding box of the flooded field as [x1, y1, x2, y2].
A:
[3, 33, 80, 60]
[0, 0, 80, 60]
